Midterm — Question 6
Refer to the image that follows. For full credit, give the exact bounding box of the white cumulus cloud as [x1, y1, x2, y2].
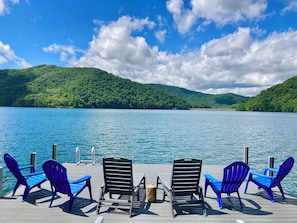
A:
[166, 0, 196, 34]
[42, 43, 81, 62]
[0, 40, 31, 68]
[166, 0, 267, 33]
[0, 0, 19, 16]
[68, 16, 158, 82]
[155, 29, 167, 43]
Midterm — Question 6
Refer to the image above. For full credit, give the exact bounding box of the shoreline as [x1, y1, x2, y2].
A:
[190, 107, 236, 111]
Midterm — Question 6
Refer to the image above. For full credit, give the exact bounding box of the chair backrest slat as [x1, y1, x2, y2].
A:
[171, 158, 202, 196]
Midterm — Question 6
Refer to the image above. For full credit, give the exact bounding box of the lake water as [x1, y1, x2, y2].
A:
[0, 107, 296, 196]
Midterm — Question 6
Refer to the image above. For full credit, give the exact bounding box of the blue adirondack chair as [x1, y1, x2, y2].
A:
[42, 160, 93, 212]
[204, 161, 249, 209]
[244, 157, 294, 202]
[3, 153, 47, 201]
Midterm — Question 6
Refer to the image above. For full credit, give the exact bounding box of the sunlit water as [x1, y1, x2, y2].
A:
[0, 107, 296, 196]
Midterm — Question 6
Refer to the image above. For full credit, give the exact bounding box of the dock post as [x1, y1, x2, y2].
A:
[268, 156, 275, 176]
[0, 166, 2, 198]
[244, 147, 249, 164]
[52, 144, 57, 160]
[30, 152, 36, 173]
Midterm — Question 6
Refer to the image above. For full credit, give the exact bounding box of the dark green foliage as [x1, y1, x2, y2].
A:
[237, 76, 297, 112]
[0, 68, 36, 106]
[0, 65, 189, 109]
[146, 84, 249, 108]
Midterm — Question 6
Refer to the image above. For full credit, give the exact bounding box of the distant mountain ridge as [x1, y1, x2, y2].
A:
[146, 84, 249, 108]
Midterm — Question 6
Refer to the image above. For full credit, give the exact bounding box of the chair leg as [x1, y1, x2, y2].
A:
[198, 187, 207, 216]
[136, 186, 140, 201]
[68, 196, 75, 212]
[170, 192, 175, 218]
[96, 187, 104, 214]
[130, 192, 135, 217]
[266, 188, 275, 202]
[237, 191, 243, 208]
[96, 201, 102, 215]
[12, 182, 21, 196]
[278, 185, 285, 199]
[87, 178, 93, 200]
[204, 179, 209, 197]
[244, 179, 250, 194]
[142, 176, 146, 189]
[217, 194, 223, 209]
[38, 182, 42, 189]
[22, 187, 30, 201]
[49, 192, 56, 208]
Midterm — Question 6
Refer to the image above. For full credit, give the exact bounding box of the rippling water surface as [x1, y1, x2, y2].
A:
[0, 107, 296, 195]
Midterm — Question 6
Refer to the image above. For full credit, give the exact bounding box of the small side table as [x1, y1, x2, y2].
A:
[145, 184, 157, 203]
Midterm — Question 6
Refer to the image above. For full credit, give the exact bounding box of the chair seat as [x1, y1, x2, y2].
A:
[27, 174, 47, 187]
[252, 175, 273, 187]
[204, 174, 222, 191]
[70, 181, 87, 195]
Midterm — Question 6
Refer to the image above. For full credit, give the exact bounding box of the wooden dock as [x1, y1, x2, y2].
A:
[1, 164, 297, 222]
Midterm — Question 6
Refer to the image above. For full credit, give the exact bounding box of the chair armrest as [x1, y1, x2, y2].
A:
[157, 173, 172, 192]
[249, 171, 274, 179]
[70, 175, 91, 184]
[133, 173, 145, 188]
[19, 164, 35, 172]
[23, 171, 44, 177]
[263, 168, 278, 175]
[204, 174, 220, 183]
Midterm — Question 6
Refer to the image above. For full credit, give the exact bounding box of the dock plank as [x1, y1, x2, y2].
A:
[1, 164, 297, 222]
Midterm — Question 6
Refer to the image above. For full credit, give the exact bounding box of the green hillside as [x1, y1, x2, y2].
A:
[146, 84, 249, 108]
[0, 65, 190, 109]
[236, 76, 297, 112]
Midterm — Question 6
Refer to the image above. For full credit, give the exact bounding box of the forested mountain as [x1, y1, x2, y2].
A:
[0, 65, 190, 109]
[237, 76, 297, 112]
[146, 84, 249, 108]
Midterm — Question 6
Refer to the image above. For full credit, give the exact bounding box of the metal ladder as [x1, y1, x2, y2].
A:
[76, 146, 96, 165]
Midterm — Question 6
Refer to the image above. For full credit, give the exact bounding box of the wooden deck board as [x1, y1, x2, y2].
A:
[1, 164, 297, 222]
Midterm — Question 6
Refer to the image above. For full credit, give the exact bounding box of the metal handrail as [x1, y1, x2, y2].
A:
[91, 147, 96, 165]
[76, 147, 81, 165]
[76, 147, 96, 165]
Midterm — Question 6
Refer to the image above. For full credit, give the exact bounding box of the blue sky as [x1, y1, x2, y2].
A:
[1, 0, 297, 96]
